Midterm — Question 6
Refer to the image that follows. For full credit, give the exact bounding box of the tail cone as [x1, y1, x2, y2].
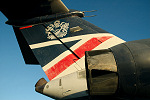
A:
[35, 78, 47, 94]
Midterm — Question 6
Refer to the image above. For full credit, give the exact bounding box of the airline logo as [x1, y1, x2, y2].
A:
[45, 20, 69, 40]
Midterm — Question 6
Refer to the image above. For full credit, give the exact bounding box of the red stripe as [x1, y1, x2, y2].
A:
[45, 36, 113, 80]
[19, 25, 32, 29]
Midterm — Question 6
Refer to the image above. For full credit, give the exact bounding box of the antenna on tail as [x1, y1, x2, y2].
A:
[82, 10, 97, 17]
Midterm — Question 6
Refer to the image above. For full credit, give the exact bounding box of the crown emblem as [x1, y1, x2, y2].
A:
[45, 20, 69, 40]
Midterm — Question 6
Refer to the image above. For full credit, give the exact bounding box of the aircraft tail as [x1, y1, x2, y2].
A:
[1, 0, 124, 81]
[16, 15, 113, 80]
[1, 0, 126, 99]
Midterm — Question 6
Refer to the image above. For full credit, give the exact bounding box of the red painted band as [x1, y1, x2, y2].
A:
[45, 36, 113, 80]
[19, 25, 32, 30]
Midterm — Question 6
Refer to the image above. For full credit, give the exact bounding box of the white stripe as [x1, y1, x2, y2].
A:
[29, 33, 111, 49]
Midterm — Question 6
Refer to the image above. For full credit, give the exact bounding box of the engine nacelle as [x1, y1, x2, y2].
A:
[85, 39, 150, 99]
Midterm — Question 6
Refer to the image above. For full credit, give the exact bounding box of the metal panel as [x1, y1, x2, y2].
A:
[111, 39, 150, 98]
[124, 39, 150, 97]
[111, 43, 137, 96]
[85, 49, 118, 96]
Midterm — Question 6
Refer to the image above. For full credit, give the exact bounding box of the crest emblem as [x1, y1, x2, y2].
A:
[45, 20, 69, 39]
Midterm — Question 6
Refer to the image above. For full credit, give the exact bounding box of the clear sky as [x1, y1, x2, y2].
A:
[0, 0, 150, 100]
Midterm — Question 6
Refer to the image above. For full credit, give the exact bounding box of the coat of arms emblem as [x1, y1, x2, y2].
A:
[45, 20, 69, 39]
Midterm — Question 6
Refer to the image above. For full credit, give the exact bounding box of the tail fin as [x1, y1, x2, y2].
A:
[1, 0, 124, 80]
[18, 16, 112, 80]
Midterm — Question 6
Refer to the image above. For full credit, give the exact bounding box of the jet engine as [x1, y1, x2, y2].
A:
[85, 39, 150, 99]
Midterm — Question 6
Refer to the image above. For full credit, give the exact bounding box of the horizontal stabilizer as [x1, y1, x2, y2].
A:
[0, 0, 69, 20]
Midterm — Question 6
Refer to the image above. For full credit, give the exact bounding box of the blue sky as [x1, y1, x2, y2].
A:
[0, 0, 150, 100]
